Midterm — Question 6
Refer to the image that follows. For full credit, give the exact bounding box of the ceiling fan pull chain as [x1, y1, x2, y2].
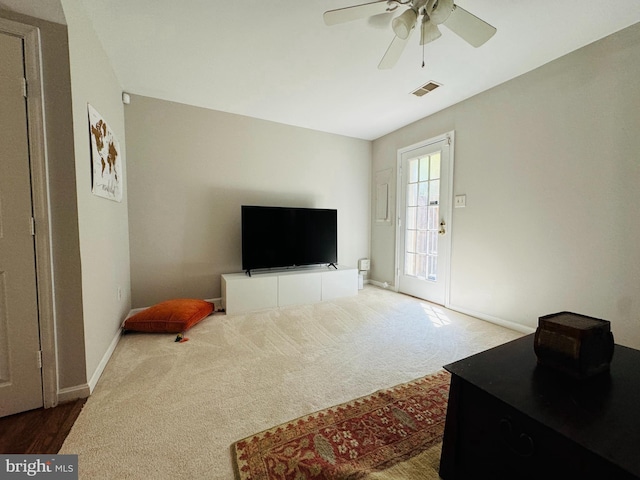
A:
[422, 42, 426, 68]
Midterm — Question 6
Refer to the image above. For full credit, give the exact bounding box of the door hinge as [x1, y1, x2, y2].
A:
[30, 217, 36, 236]
[37, 350, 42, 369]
[22, 78, 27, 98]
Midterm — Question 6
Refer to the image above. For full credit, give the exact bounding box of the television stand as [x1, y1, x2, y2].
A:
[222, 265, 358, 314]
[246, 263, 337, 276]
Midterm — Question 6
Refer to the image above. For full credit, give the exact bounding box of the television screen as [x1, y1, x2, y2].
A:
[241, 206, 337, 272]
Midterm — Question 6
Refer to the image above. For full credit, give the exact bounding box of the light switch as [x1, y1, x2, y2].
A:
[455, 194, 466, 208]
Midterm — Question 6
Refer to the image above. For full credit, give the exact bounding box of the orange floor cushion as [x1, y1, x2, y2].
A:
[123, 298, 214, 333]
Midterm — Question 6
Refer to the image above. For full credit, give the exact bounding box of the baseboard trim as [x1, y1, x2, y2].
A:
[57, 383, 90, 403]
[368, 280, 395, 290]
[205, 297, 222, 310]
[447, 303, 535, 334]
[369, 285, 535, 334]
[87, 327, 123, 394]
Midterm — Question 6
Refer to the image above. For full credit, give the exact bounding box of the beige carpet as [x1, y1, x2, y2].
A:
[60, 286, 523, 479]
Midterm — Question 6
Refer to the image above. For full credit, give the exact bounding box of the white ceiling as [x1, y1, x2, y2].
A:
[5, 1, 640, 140]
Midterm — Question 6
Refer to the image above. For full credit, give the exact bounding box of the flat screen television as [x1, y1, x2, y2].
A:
[241, 206, 337, 274]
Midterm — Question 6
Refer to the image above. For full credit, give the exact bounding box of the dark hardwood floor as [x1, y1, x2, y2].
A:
[0, 398, 86, 454]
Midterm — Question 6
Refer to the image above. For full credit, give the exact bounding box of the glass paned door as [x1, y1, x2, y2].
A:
[397, 134, 452, 305]
[404, 152, 441, 281]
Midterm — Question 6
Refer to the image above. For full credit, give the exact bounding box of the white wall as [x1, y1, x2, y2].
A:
[125, 95, 371, 308]
[61, 0, 131, 387]
[372, 23, 640, 348]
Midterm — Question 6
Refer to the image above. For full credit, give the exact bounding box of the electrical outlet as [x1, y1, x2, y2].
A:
[455, 194, 467, 208]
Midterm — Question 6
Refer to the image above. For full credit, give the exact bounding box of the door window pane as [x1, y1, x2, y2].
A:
[407, 183, 418, 207]
[409, 159, 419, 183]
[405, 253, 416, 276]
[427, 256, 437, 281]
[428, 231, 438, 255]
[419, 157, 429, 182]
[417, 207, 428, 230]
[406, 230, 416, 253]
[428, 180, 440, 205]
[418, 182, 428, 206]
[417, 231, 427, 254]
[417, 254, 427, 278]
[427, 206, 439, 230]
[429, 153, 441, 180]
[407, 207, 417, 230]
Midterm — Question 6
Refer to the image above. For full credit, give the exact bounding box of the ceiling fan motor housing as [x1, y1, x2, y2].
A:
[429, 0, 454, 24]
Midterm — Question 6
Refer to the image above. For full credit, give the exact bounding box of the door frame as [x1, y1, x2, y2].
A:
[1, 17, 58, 409]
[394, 131, 455, 307]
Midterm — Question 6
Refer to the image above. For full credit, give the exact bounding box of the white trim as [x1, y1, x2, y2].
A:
[444, 132, 455, 308]
[57, 384, 90, 404]
[204, 297, 222, 310]
[447, 304, 536, 334]
[87, 328, 122, 393]
[368, 279, 395, 290]
[0, 18, 58, 409]
[367, 285, 534, 334]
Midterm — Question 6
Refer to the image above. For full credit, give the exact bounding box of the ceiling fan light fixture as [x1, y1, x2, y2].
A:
[392, 8, 417, 39]
[429, 0, 454, 24]
[420, 17, 442, 45]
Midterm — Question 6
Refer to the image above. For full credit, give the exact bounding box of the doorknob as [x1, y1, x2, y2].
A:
[439, 220, 446, 235]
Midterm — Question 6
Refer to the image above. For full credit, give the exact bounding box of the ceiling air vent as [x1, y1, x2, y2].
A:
[411, 81, 441, 97]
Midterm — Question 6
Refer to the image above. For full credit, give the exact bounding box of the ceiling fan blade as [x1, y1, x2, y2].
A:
[367, 12, 395, 29]
[378, 33, 410, 69]
[443, 5, 496, 47]
[324, 1, 395, 26]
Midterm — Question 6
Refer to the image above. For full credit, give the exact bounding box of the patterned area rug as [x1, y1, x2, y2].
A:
[232, 370, 450, 480]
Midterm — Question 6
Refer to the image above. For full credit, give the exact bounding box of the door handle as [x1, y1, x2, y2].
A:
[439, 220, 446, 235]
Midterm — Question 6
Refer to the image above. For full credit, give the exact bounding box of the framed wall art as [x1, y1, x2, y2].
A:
[88, 104, 122, 202]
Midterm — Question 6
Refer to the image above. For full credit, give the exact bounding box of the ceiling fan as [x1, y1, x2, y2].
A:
[323, 0, 496, 69]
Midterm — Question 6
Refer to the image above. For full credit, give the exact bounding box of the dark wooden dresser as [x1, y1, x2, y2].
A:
[439, 334, 640, 480]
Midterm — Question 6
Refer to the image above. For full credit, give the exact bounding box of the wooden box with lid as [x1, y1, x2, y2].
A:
[534, 311, 614, 379]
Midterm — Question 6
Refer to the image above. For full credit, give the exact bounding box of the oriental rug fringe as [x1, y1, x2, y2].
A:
[232, 370, 450, 480]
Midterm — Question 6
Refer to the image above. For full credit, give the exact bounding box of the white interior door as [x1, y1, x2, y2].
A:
[0, 31, 44, 417]
[396, 133, 453, 305]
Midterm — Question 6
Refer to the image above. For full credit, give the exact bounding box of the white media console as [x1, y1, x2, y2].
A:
[221, 265, 358, 314]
